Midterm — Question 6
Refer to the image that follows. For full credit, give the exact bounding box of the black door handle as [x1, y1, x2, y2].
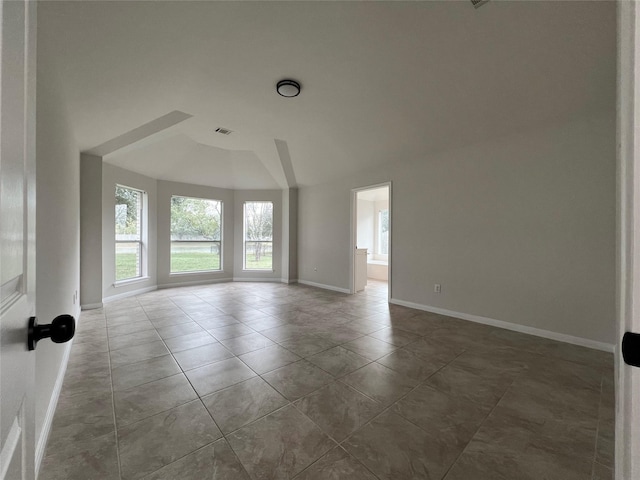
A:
[28, 315, 75, 351]
[622, 332, 640, 367]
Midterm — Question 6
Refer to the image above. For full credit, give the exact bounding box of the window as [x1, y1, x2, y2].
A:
[244, 201, 273, 270]
[377, 209, 389, 256]
[115, 185, 144, 281]
[170, 196, 222, 273]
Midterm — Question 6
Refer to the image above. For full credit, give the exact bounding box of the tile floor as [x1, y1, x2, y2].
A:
[40, 280, 614, 480]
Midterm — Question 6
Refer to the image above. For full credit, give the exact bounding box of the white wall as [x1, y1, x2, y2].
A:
[299, 114, 616, 345]
[35, 44, 80, 460]
[281, 188, 298, 283]
[80, 154, 103, 307]
[101, 163, 157, 300]
[233, 190, 282, 281]
[356, 198, 374, 253]
[156, 180, 234, 287]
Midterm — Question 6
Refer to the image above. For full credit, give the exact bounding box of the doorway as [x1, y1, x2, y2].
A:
[351, 183, 391, 301]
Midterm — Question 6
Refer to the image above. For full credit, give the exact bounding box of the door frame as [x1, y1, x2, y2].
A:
[617, 1, 639, 478]
[350, 181, 392, 301]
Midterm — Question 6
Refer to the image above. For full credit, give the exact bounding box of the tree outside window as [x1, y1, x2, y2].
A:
[115, 185, 143, 281]
[244, 201, 273, 270]
[378, 209, 389, 255]
[170, 196, 222, 273]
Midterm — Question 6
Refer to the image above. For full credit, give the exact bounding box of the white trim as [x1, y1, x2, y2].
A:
[1, 417, 22, 480]
[389, 297, 615, 353]
[102, 285, 157, 303]
[232, 277, 281, 283]
[35, 340, 72, 478]
[298, 279, 350, 294]
[617, 2, 639, 478]
[169, 270, 224, 277]
[280, 278, 298, 284]
[158, 277, 233, 289]
[113, 276, 150, 288]
[81, 302, 103, 310]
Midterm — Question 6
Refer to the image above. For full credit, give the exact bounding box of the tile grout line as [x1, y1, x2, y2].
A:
[146, 288, 385, 477]
[90, 282, 610, 480]
[438, 362, 526, 480]
[591, 373, 605, 479]
[333, 347, 466, 451]
[113, 296, 217, 479]
[104, 305, 131, 480]
[140, 295, 260, 479]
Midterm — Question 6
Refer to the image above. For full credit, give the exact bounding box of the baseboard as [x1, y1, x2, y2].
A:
[232, 277, 282, 283]
[35, 340, 73, 478]
[298, 280, 350, 294]
[159, 277, 233, 289]
[102, 285, 157, 304]
[80, 302, 103, 310]
[389, 298, 615, 353]
[280, 278, 298, 284]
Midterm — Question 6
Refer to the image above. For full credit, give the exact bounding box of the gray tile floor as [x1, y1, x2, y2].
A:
[40, 281, 614, 480]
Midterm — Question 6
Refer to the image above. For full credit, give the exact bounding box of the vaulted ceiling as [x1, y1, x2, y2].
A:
[38, 1, 616, 189]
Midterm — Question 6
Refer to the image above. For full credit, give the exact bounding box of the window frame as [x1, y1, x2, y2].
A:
[115, 184, 145, 283]
[170, 195, 223, 274]
[376, 208, 389, 259]
[243, 201, 274, 271]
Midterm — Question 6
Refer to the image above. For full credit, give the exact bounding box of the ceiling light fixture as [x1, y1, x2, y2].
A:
[276, 79, 301, 98]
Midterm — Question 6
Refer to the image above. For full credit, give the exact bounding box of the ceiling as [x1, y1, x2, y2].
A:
[38, 1, 616, 189]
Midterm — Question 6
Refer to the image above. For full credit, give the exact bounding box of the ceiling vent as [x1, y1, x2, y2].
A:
[471, 0, 490, 8]
[215, 127, 233, 135]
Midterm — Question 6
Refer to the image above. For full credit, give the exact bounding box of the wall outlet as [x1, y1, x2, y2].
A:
[314, 267, 317, 272]
[434, 284, 441, 293]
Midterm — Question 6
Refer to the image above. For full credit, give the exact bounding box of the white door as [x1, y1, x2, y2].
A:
[0, 1, 37, 478]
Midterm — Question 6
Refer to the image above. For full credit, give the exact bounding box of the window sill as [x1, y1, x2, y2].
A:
[113, 276, 150, 288]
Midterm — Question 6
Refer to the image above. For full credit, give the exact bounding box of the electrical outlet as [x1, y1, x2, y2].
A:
[314, 267, 317, 272]
[434, 284, 441, 293]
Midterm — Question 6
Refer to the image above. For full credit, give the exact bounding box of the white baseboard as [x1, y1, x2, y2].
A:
[102, 285, 157, 304]
[80, 302, 103, 310]
[35, 340, 73, 478]
[159, 277, 233, 289]
[298, 280, 350, 294]
[389, 298, 615, 353]
[280, 278, 298, 284]
[232, 277, 281, 283]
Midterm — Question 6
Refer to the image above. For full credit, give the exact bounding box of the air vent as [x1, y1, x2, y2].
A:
[471, 0, 490, 8]
[215, 127, 233, 135]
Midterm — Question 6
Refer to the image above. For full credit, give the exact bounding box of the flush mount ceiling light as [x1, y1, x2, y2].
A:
[276, 79, 301, 98]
